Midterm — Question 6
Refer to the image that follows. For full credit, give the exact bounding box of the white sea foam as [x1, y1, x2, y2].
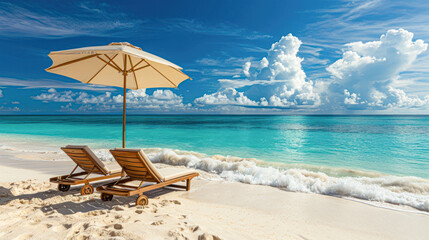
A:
[147, 148, 429, 212]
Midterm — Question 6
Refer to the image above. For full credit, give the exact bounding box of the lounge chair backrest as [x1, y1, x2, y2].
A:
[110, 148, 163, 183]
[61, 145, 109, 175]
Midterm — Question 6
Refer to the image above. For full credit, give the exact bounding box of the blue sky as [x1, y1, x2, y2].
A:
[0, 0, 428, 114]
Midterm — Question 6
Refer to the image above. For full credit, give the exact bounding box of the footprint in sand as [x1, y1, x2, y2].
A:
[151, 220, 166, 226]
[198, 233, 222, 240]
[188, 225, 200, 232]
[168, 230, 187, 240]
[109, 230, 123, 237]
[63, 223, 72, 229]
[113, 223, 123, 230]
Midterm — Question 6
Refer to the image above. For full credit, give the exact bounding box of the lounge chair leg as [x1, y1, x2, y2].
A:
[186, 179, 190, 191]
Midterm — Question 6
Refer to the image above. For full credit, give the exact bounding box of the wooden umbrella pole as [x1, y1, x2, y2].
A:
[122, 54, 128, 148]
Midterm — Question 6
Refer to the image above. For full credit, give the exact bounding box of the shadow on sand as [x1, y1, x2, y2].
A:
[0, 183, 179, 216]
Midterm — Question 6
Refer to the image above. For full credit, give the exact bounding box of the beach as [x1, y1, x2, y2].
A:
[1, 144, 428, 240]
[1, 0, 429, 238]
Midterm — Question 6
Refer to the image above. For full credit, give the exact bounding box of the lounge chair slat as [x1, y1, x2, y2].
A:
[121, 165, 147, 171]
[123, 168, 148, 176]
[65, 152, 87, 157]
[115, 159, 146, 167]
[113, 152, 139, 158]
[71, 159, 93, 165]
[68, 156, 92, 161]
[114, 156, 142, 163]
[62, 149, 86, 154]
[115, 158, 141, 165]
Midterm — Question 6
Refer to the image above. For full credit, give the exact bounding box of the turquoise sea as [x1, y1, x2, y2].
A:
[0, 115, 428, 178]
[1, 115, 428, 211]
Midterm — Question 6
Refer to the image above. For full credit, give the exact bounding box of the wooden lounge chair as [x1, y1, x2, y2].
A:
[50, 145, 122, 195]
[96, 148, 199, 205]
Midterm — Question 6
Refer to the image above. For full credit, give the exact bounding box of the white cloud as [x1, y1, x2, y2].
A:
[0, 2, 139, 38]
[0, 106, 20, 112]
[195, 88, 259, 106]
[327, 28, 428, 109]
[121, 89, 191, 110]
[0, 90, 3, 98]
[386, 87, 429, 108]
[198, 34, 321, 109]
[0, 77, 115, 91]
[243, 34, 322, 107]
[196, 28, 428, 113]
[32, 88, 75, 102]
[33, 88, 191, 112]
[343, 90, 362, 105]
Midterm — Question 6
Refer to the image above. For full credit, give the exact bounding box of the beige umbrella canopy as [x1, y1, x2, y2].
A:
[46, 42, 190, 148]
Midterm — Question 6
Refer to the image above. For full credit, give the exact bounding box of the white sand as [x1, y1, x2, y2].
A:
[0, 149, 428, 240]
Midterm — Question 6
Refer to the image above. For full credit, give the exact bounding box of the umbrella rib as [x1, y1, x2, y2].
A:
[104, 54, 122, 71]
[46, 54, 100, 71]
[97, 56, 121, 72]
[133, 65, 150, 72]
[131, 59, 144, 70]
[143, 59, 177, 88]
[128, 55, 139, 89]
[87, 54, 118, 83]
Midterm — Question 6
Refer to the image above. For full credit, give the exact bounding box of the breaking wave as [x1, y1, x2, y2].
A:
[146, 148, 429, 212]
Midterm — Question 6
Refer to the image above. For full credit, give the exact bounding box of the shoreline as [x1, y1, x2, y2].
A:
[1, 135, 429, 213]
[1, 132, 427, 179]
[1, 149, 428, 217]
[0, 152, 429, 239]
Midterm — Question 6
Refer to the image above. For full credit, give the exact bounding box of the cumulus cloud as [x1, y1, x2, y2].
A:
[197, 34, 321, 109]
[195, 29, 428, 112]
[33, 88, 191, 112]
[32, 88, 75, 102]
[327, 28, 428, 109]
[118, 89, 191, 110]
[28, 28, 429, 113]
[195, 88, 259, 106]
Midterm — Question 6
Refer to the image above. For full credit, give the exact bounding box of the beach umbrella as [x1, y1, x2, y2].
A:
[46, 42, 190, 148]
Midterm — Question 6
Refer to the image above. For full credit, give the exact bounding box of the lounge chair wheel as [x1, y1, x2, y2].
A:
[101, 193, 113, 201]
[136, 195, 148, 205]
[58, 184, 70, 192]
[80, 184, 94, 195]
